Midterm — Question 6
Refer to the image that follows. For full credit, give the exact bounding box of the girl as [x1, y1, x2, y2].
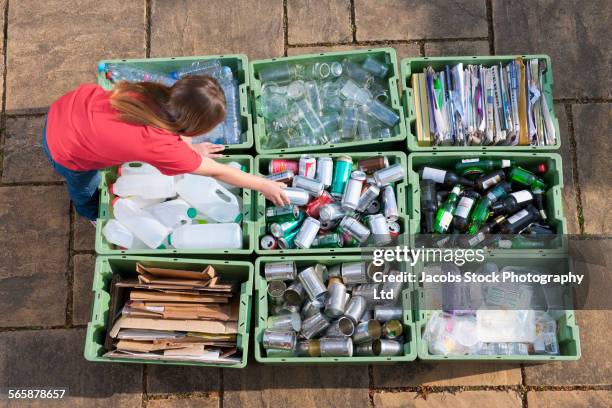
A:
[43, 76, 289, 222]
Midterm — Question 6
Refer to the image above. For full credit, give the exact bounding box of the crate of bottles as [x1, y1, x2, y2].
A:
[401, 55, 561, 152]
[96, 55, 253, 150]
[407, 152, 567, 251]
[254, 256, 417, 363]
[414, 252, 580, 361]
[254, 152, 409, 254]
[84, 256, 253, 367]
[250, 48, 406, 154]
[95, 155, 256, 256]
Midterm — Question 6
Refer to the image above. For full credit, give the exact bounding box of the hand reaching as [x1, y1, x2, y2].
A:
[189, 142, 226, 158]
[260, 180, 290, 207]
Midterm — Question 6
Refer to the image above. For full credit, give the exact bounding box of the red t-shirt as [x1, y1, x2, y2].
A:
[46, 84, 202, 175]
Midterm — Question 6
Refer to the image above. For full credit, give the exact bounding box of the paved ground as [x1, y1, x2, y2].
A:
[0, 0, 610, 407]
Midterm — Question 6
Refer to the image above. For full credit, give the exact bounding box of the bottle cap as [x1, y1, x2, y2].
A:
[167, 233, 172, 246]
[537, 163, 547, 174]
[97, 62, 107, 73]
[187, 208, 197, 219]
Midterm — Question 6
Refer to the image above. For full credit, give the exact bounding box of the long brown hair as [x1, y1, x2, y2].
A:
[109, 76, 226, 136]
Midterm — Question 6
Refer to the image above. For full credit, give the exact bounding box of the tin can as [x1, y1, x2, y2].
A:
[283, 187, 310, 206]
[382, 320, 403, 339]
[265, 348, 295, 357]
[298, 266, 327, 303]
[373, 163, 405, 186]
[367, 214, 392, 246]
[354, 342, 376, 356]
[340, 216, 371, 243]
[267, 313, 302, 331]
[324, 281, 347, 318]
[301, 299, 322, 320]
[267, 280, 287, 305]
[352, 283, 381, 306]
[358, 156, 389, 173]
[316, 157, 334, 188]
[381, 269, 404, 304]
[374, 339, 403, 356]
[330, 155, 353, 197]
[292, 175, 324, 197]
[341, 171, 366, 210]
[262, 329, 296, 351]
[265, 170, 294, 184]
[270, 159, 298, 175]
[320, 337, 353, 357]
[278, 229, 299, 249]
[343, 295, 367, 323]
[374, 305, 403, 322]
[260, 234, 278, 250]
[270, 213, 304, 238]
[365, 199, 381, 215]
[265, 261, 297, 281]
[382, 185, 399, 221]
[359, 309, 372, 322]
[387, 220, 401, 239]
[305, 191, 334, 218]
[283, 281, 306, 306]
[319, 203, 346, 222]
[353, 320, 382, 345]
[326, 316, 355, 337]
[327, 264, 342, 279]
[300, 311, 330, 339]
[366, 261, 389, 282]
[294, 217, 321, 249]
[341, 262, 367, 285]
[356, 184, 381, 212]
[266, 205, 301, 223]
[277, 304, 301, 315]
[299, 154, 317, 179]
[296, 339, 321, 357]
[314, 263, 328, 282]
[311, 233, 344, 248]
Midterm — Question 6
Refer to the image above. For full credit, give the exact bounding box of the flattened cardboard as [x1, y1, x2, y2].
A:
[137, 262, 216, 281]
[109, 315, 238, 338]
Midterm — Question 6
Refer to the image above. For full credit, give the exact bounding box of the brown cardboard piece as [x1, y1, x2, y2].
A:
[109, 315, 238, 338]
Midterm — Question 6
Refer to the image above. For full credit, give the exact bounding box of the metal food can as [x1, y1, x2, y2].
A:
[330, 155, 353, 197]
[283, 187, 311, 206]
[294, 217, 321, 249]
[343, 295, 367, 323]
[319, 203, 346, 222]
[352, 283, 381, 306]
[301, 299, 322, 320]
[260, 234, 278, 250]
[354, 342, 376, 356]
[324, 281, 348, 318]
[382, 185, 399, 221]
[316, 157, 334, 187]
[265, 261, 297, 281]
[367, 214, 392, 246]
[374, 339, 403, 356]
[270, 159, 298, 175]
[267, 280, 287, 305]
[265, 170, 294, 184]
[365, 199, 381, 215]
[320, 337, 353, 357]
[277, 304, 301, 315]
[358, 156, 389, 173]
[262, 329, 296, 351]
[340, 216, 371, 243]
[387, 220, 401, 239]
[296, 339, 321, 357]
[298, 266, 327, 303]
[300, 311, 330, 339]
[356, 184, 381, 212]
[266, 205, 301, 223]
[311, 233, 344, 248]
[265, 348, 295, 357]
[353, 320, 382, 345]
[381, 269, 404, 304]
[374, 305, 403, 322]
[305, 191, 334, 218]
[292, 175, 325, 197]
[327, 264, 342, 279]
[283, 281, 306, 306]
[382, 320, 403, 339]
[326, 317, 355, 337]
[366, 261, 390, 282]
[373, 163, 405, 186]
[299, 154, 317, 179]
[341, 171, 366, 210]
[267, 313, 302, 331]
[341, 262, 367, 285]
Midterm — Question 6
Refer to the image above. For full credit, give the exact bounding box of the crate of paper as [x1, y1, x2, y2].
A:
[407, 152, 566, 251]
[97, 55, 253, 150]
[402, 55, 560, 151]
[254, 152, 408, 254]
[251, 48, 406, 154]
[254, 256, 417, 363]
[95, 156, 255, 256]
[84, 256, 253, 367]
[414, 252, 580, 361]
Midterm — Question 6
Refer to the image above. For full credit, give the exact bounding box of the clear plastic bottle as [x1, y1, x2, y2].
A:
[176, 174, 241, 223]
[102, 219, 148, 249]
[339, 79, 371, 105]
[340, 102, 359, 140]
[292, 99, 327, 144]
[361, 56, 389, 78]
[222, 79, 242, 144]
[364, 99, 400, 127]
[168, 223, 242, 249]
[110, 174, 176, 200]
[170, 59, 222, 80]
[147, 198, 195, 229]
[98, 63, 175, 87]
[112, 198, 170, 249]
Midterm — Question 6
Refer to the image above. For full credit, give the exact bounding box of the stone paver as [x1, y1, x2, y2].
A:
[527, 390, 612, 408]
[146, 397, 219, 408]
[572, 103, 612, 234]
[372, 362, 521, 387]
[373, 390, 522, 408]
[223, 364, 369, 407]
[355, 0, 488, 41]
[524, 310, 612, 386]
[288, 0, 352, 45]
[2, 115, 61, 183]
[493, 0, 612, 99]
[555, 103, 580, 234]
[0, 186, 69, 327]
[0, 329, 142, 407]
[6, 0, 144, 112]
[0, 0, 6, 109]
[288, 43, 420, 61]
[72, 254, 95, 326]
[424, 40, 490, 56]
[146, 366, 220, 395]
[73, 213, 96, 251]
[150, 0, 284, 60]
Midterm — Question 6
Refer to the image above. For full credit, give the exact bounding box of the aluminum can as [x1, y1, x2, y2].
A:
[260, 235, 277, 250]
[341, 171, 366, 210]
[373, 163, 404, 186]
[330, 155, 353, 197]
[340, 216, 371, 243]
[292, 175, 324, 197]
[316, 157, 334, 187]
[382, 185, 399, 221]
[305, 191, 333, 218]
[266, 205, 301, 223]
[311, 233, 344, 248]
[294, 217, 321, 249]
[283, 187, 310, 206]
[319, 203, 346, 222]
[270, 159, 298, 174]
[358, 156, 389, 173]
[299, 154, 317, 179]
[265, 170, 294, 184]
[367, 214, 392, 246]
[356, 184, 381, 212]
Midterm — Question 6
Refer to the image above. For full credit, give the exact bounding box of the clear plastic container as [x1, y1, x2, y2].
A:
[176, 174, 241, 223]
[112, 198, 170, 249]
[111, 174, 176, 200]
[168, 223, 242, 249]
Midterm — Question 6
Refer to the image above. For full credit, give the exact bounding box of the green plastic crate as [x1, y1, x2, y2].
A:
[254, 151, 409, 254]
[254, 256, 417, 363]
[84, 256, 253, 368]
[251, 48, 406, 154]
[95, 155, 256, 256]
[97, 55, 253, 151]
[414, 252, 580, 361]
[401, 55, 561, 152]
[407, 152, 567, 252]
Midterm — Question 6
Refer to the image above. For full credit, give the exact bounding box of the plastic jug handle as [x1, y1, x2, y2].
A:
[214, 188, 233, 203]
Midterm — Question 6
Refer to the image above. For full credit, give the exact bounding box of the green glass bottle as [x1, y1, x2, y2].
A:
[467, 197, 492, 234]
[509, 167, 547, 191]
[433, 185, 462, 234]
[455, 158, 514, 177]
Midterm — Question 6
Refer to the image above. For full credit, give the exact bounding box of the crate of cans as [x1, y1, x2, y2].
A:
[407, 152, 567, 251]
[414, 253, 580, 361]
[97, 55, 253, 150]
[95, 156, 256, 256]
[250, 48, 406, 154]
[254, 256, 417, 363]
[401, 55, 561, 152]
[255, 152, 408, 254]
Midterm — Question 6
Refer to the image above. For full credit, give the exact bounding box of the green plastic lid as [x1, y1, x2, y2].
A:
[167, 234, 172, 246]
[187, 208, 197, 218]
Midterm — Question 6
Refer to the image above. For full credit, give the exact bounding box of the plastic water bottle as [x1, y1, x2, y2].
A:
[112, 198, 170, 249]
[176, 174, 241, 223]
[111, 174, 176, 200]
[168, 223, 242, 249]
[222, 79, 242, 144]
[102, 219, 147, 249]
[98, 63, 175, 87]
[170, 59, 222, 80]
[147, 198, 195, 229]
[119, 162, 162, 176]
